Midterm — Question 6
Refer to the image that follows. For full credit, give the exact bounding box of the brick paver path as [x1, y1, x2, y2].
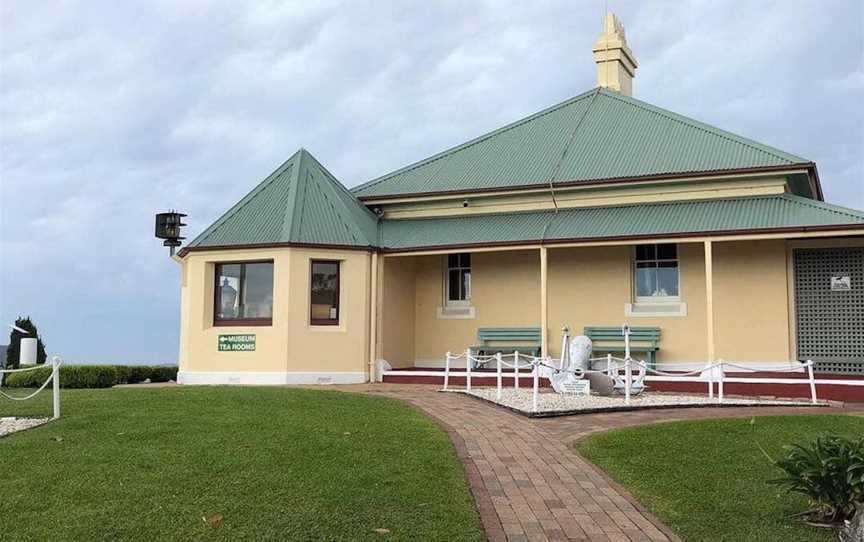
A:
[334, 384, 859, 542]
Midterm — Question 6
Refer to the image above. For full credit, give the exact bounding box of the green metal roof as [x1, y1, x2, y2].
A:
[380, 195, 864, 250]
[187, 149, 379, 250]
[353, 87, 810, 198]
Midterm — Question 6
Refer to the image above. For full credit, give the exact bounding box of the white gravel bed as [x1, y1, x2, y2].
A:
[457, 388, 821, 417]
[0, 417, 50, 437]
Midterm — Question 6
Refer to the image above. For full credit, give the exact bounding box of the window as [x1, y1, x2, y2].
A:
[310, 260, 340, 325]
[214, 261, 274, 325]
[446, 253, 471, 305]
[634, 244, 679, 301]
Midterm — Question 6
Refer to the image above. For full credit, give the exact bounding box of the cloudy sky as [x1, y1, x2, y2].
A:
[1, 0, 862, 363]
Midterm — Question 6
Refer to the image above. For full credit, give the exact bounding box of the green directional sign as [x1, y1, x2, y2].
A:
[218, 334, 256, 352]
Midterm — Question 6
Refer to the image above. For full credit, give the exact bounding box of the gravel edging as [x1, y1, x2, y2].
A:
[0, 417, 51, 438]
[449, 389, 826, 418]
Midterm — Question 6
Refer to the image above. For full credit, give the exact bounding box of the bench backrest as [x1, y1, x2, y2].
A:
[584, 326, 661, 344]
[477, 327, 542, 344]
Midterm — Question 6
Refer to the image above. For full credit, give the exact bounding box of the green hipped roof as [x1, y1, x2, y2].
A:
[353, 87, 810, 198]
[187, 149, 379, 250]
[380, 195, 864, 250]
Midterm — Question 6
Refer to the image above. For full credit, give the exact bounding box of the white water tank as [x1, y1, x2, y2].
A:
[19, 338, 37, 365]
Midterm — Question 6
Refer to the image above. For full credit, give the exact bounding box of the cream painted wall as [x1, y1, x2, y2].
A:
[285, 248, 372, 374]
[374, 176, 793, 219]
[180, 248, 292, 374]
[178, 247, 371, 380]
[395, 241, 795, 365]
[713, 240, 791, 362]
[547, 244, 708, 362]
[380, 257, 416, 367]
[412, 250, 541, 362]
[178, 239, 852, 377]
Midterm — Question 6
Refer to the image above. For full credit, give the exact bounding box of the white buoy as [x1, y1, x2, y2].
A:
[20, 338, 37, 365]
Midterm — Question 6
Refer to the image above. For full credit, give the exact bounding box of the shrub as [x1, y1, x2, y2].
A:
[2, 364, 179, 389]
[771, 434, 864, 524]
[148, 365, 178, 383]
[112, 365, 133, 385]
[128, 365, 150, 384]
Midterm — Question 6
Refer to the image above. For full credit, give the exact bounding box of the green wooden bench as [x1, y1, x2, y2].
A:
[584, 326, 661, 367]
[469, 327, 542, 367]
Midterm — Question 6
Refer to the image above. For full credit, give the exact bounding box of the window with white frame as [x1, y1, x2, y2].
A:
[445, 253, 471, 305]
[634, 244, 679, 302]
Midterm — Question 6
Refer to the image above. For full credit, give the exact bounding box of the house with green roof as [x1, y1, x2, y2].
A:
[173, 13, 863, 398]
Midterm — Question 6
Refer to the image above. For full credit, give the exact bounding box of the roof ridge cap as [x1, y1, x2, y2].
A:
[598, 89, 808, 164]
[281, 150, 307, 241]
[549, 90, 602, 182]
[303, 149, 379, 221]
[312, 176, 367, 244]
[353, 88, 602, 194]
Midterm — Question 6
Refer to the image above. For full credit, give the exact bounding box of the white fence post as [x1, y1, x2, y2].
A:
[52, 356, 60, 419]
[465, 348, 472, 392]
[514, 351, 520, 390]
[718, 360, 724, 404]
[807, 360, 817, 405]
[707, 362, 714, 399]
[532, 360, 539, 413]
[496, 352, 502, 401]
[624, 358, 631, 406]
[443, 352, 450, 391]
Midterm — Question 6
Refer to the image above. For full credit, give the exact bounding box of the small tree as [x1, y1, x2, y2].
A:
[6, 316, 47, 369]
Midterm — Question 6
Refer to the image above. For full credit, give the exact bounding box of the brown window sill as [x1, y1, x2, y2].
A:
[310, 319, 339, 326]
[214, 319, 273, 327]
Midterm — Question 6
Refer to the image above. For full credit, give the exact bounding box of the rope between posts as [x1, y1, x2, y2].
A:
[721, 362, 808, 373]
[0, 363, 50, 374]
[0, 359, 62, 401]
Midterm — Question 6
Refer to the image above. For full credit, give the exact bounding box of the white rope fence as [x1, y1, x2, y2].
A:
[442, 349, 821, 413]
[0, 356, 62, 419]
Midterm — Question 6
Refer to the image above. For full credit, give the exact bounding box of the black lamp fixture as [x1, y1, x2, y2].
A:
[155, 210, 187, 256]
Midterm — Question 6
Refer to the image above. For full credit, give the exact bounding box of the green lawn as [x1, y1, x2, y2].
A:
[576, 414, 864, 542]
[1, 387, 484, 541]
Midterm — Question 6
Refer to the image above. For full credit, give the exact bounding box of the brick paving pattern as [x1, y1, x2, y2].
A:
[337, 384, 859, 542]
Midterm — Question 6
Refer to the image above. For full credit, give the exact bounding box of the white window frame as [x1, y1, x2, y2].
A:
[443, 253, 472, 307]
[633, 244, 681, 304]
[438, 253, 475, 319]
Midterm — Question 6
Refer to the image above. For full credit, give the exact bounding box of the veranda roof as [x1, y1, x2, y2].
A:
[379, 194, 864, 251]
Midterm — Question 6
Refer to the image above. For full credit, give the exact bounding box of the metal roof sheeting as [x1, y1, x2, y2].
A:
[353, 88, 809, 198]
[187, 149, 379, 249]
[380, 195, 864, 250]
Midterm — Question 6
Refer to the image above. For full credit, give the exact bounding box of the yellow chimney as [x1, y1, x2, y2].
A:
[592, 12, 638, 96]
